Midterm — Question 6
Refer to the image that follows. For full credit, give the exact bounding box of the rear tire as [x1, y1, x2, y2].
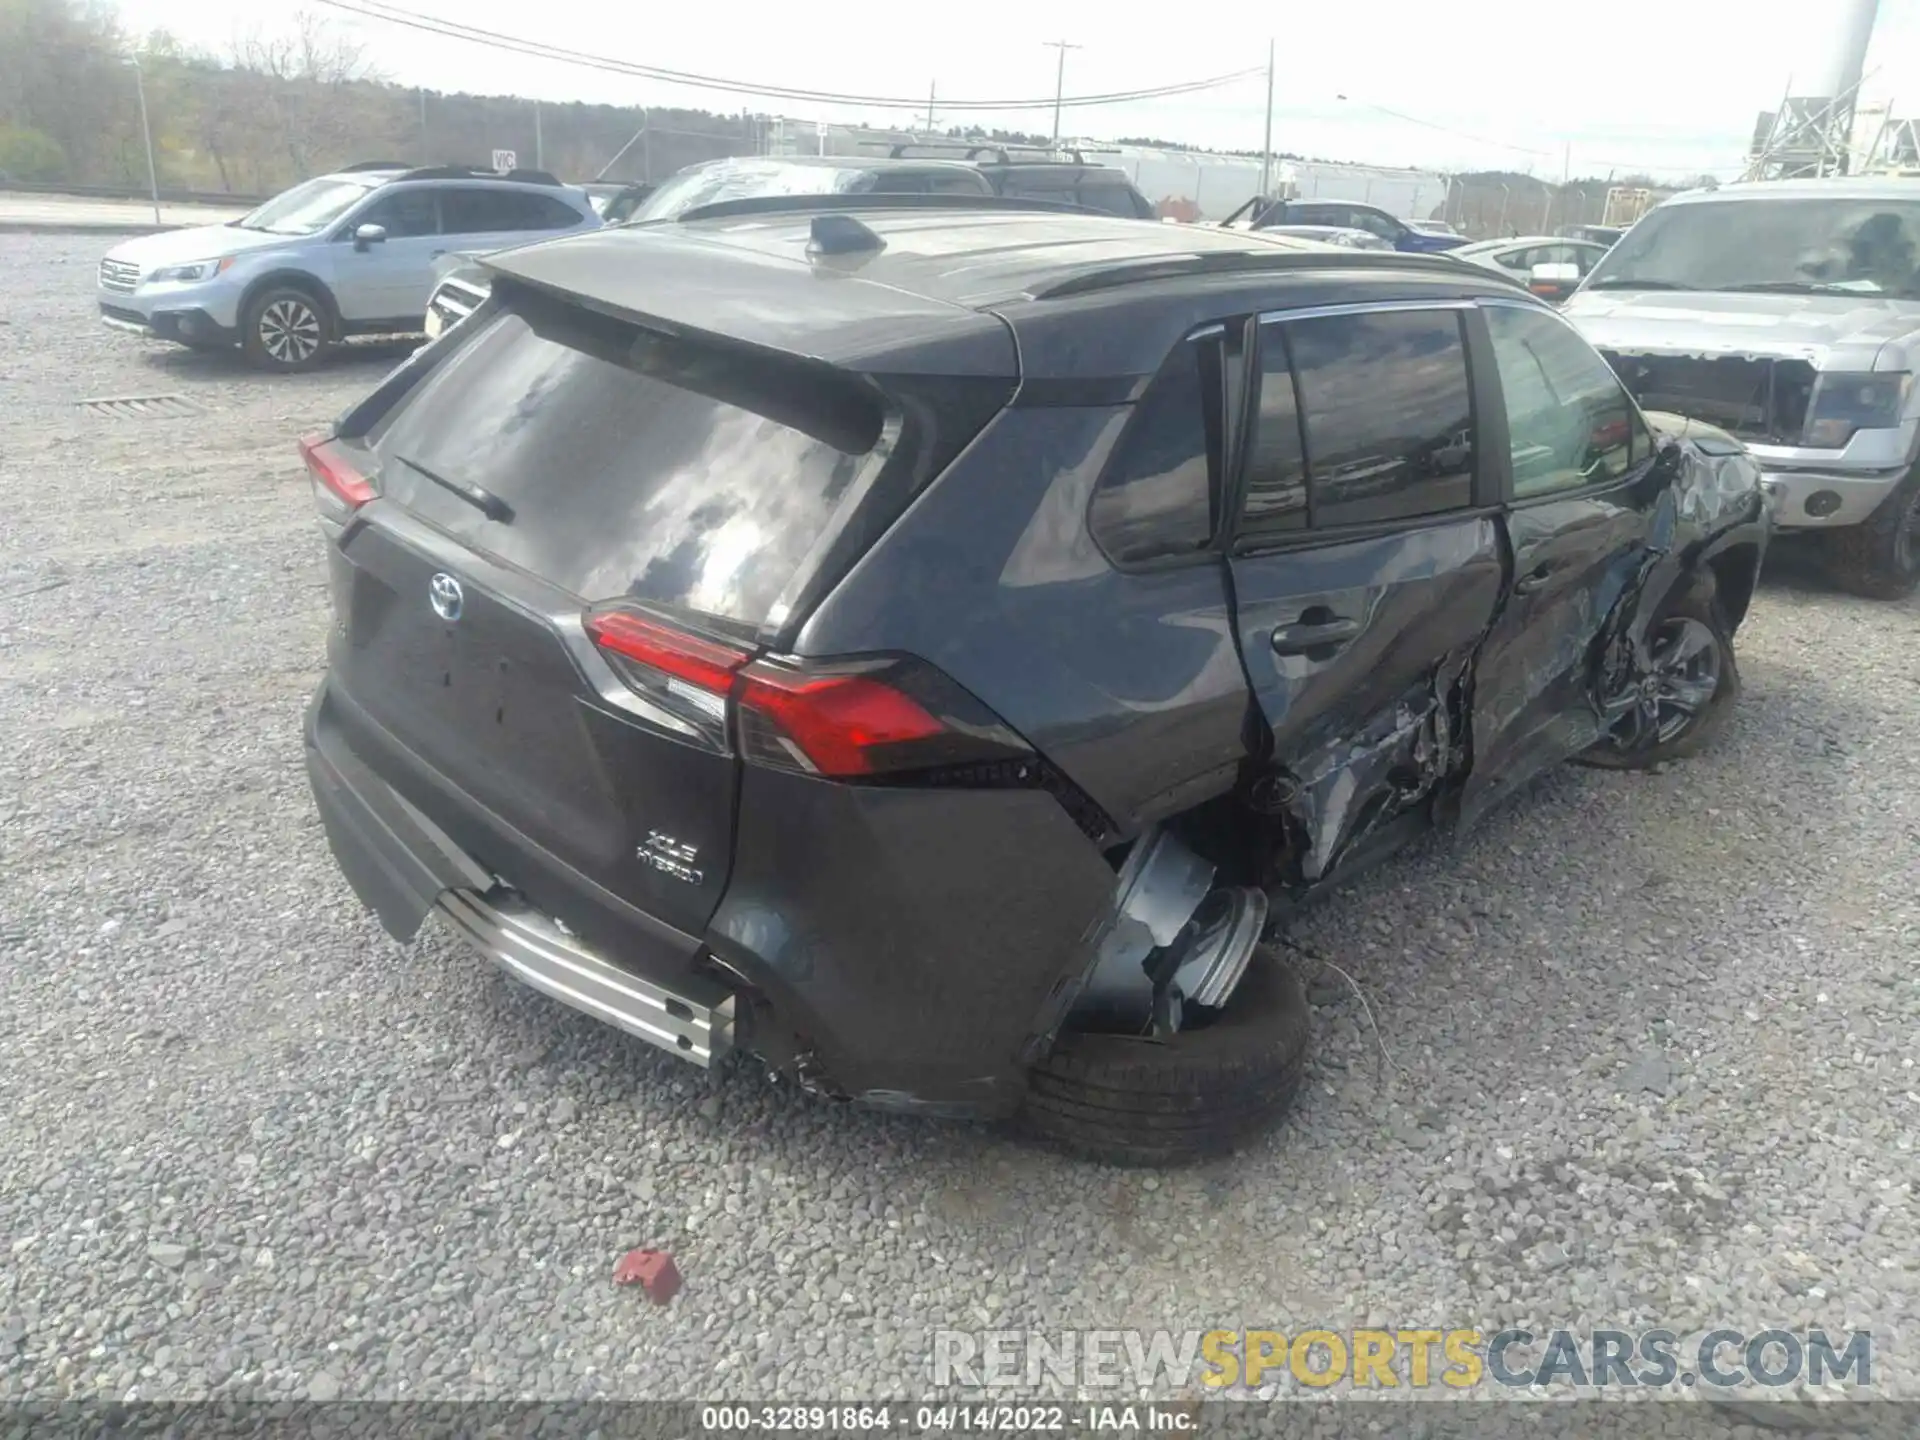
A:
[1579, 581, 1739, 771]
[1820, 466, 1920, 600]
[1022, 946, 1309, 1166]
[241, 284, 332, 373]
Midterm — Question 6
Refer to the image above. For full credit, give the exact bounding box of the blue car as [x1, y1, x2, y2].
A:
[1254, 199, 1469, 253]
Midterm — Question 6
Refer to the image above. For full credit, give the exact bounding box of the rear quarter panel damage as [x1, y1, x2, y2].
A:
[707, 767, 1117, 1116]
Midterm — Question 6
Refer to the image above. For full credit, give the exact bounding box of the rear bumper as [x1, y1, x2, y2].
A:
[305, 675, 1119, 1118]
[304, 681, 733, 1069]
[437, 888, 733, 1065]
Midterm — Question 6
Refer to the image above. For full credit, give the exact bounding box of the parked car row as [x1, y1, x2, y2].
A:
[96, 153, 1156, 373]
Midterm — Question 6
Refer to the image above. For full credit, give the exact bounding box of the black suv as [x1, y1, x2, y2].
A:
[303, 198, 1767, 1164]
[889, 144, 1157, 218]
[627, 155, 997, 219]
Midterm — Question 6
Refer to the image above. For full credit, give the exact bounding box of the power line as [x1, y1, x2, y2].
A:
[312, 0, 1263, 111]
[1333, 91, 1749, 178]
[1334, 93, 1550, 158]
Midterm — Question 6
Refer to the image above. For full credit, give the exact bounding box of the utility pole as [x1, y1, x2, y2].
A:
[1044, 39, 1081, 146]
[921, 80, 938, 138]
[1259, 38, 1275, 200]
[534, 99, 544, 169]
[126, 58, 160, 226]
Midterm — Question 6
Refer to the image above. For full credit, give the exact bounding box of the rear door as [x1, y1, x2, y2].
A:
[1456, 298, 1663, 827]
[327, 290, 890, 937]
[1226, 302, 1506, 883]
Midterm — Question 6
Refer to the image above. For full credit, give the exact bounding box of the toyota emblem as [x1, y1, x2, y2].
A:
[429, 572, 464, 623]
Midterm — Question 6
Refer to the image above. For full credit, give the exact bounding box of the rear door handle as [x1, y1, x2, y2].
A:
[1515, 564, 1558, 595]
[1270, 617, 1362, 655]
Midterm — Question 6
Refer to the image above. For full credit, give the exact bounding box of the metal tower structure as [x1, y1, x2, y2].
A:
[1745, 0, 1881, 179]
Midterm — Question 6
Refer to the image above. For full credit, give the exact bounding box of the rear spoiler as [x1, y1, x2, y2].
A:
[473, 213, 1021, 379]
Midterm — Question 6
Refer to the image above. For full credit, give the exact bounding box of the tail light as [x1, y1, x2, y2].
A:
[584, 602, 1031, 779]
[300, 434, 376, 523]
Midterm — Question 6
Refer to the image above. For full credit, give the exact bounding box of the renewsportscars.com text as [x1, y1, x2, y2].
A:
[930, 1328, 1872, 1391]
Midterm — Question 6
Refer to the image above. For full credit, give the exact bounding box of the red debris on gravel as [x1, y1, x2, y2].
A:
[613, 1247, 682, 1303]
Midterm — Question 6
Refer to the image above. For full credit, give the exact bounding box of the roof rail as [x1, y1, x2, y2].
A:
[674, 191, 1101, 224]
[339, 159, 409, 172]
[1029, 246, 1500, 301]
[391, 165, 564, 186]
[876, 141, 1106, 166]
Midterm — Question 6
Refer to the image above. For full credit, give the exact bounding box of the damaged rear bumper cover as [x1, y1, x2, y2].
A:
[305, 688, 734, 1065]
[304, 681, 1121, 1119]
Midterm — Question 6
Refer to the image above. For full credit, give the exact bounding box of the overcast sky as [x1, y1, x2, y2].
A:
[113, 0, 1920, 179]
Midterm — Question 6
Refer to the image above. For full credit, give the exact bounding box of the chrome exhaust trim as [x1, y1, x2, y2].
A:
[437, 888, 734, 1066]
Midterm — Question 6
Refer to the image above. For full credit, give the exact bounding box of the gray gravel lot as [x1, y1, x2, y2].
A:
[2, 230, 1919, 1410]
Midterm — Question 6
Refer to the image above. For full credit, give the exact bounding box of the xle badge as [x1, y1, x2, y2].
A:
[638, 831, 702, 885]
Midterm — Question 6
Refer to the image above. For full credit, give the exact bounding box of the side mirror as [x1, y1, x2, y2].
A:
[1529, 261, 1581, 300]
[353, 223, 387, 251]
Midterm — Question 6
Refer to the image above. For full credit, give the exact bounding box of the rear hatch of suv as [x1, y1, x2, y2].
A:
[309, 234, 1018, 952]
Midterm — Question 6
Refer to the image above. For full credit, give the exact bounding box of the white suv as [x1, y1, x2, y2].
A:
[95, 163, 600, 372]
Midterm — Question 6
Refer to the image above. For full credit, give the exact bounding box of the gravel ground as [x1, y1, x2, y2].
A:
[2, 230, 1919, 1411]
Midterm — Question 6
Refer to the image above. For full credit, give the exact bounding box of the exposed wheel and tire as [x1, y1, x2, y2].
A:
[1023, 946, 1310, 1166]
[241, 285, 331, 373]
[1820, 466, 1920, 601]
[1581, 581, 1740, 771]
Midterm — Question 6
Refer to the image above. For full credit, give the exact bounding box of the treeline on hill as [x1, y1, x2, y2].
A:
[0, 0, 775, 194]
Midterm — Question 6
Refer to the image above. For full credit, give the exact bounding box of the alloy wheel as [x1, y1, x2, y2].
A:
[259, 298, 322, 365]
[1604, 616, 1722, 751]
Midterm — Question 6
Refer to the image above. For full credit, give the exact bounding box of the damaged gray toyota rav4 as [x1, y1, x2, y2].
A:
[302, 196, 1769, 1165]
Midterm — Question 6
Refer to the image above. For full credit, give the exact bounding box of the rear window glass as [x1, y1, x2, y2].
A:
[369, 293, 881, 629]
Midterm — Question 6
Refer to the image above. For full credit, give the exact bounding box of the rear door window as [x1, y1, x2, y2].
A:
[1288, 309, 1474, 525]
[368, 292, 883, 629]
[1241, 308, 1476, 535]
[1241, 326, 1309, 538]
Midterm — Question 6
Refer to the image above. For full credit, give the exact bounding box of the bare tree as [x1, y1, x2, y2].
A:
[229, 9, 379, 179]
